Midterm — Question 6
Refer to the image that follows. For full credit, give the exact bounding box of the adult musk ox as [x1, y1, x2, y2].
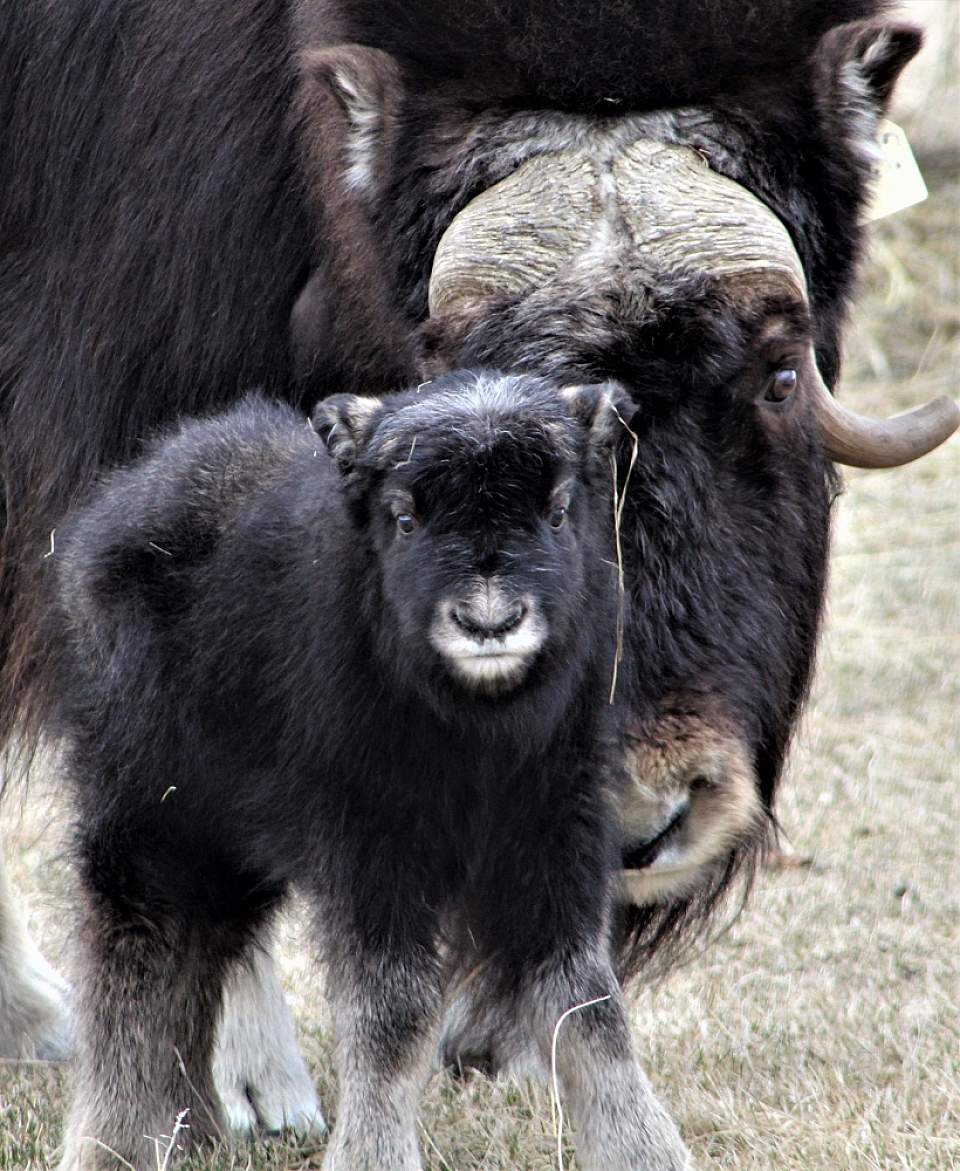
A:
[1, 0, 958, 1145]
[50, 374, 696, 1171]
[288, 9, 959, 955]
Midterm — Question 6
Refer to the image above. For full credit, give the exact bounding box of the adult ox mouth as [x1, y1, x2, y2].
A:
[622, 798, 690, 871]
[617, 710, 765, 905]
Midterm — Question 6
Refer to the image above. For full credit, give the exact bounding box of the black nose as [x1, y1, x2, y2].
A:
[451, 598, 526, 640]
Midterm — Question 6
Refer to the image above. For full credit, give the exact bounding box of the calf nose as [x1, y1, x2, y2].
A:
[451, 597, 526, 640]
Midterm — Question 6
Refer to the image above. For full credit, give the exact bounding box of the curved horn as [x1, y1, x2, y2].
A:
[428, 153, 599, 317]
[808, 349, 960, 468]
[429, 139, 811, 316]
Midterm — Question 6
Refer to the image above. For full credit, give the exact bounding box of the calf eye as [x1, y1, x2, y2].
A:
[396, 514, 417, 535]
[764, 368, 798, 403]
[548, 505, 567, 529]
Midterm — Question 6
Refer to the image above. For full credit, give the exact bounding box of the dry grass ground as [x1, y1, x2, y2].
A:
[1, 177, 957, 1171]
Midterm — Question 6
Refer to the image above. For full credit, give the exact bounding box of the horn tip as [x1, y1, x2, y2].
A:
[912, 394, 960, 446]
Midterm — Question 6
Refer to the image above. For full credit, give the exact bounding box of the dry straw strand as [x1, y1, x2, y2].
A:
[550, 994, 612, 1171]
[79, 1140, 136, 1171]
[608, 402, 639, 703]
[152, 1109, 190, 1171]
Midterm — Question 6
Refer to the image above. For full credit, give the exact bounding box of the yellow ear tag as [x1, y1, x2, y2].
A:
[861, 119, 928, 223]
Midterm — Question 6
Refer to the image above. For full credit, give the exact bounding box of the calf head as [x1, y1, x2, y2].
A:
[313, 374, 629, 706]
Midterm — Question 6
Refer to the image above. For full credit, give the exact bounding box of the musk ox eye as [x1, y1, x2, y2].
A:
[396, 514, 417, 535]
[548, 505, 567, 529]
[765, 368, 798, 403]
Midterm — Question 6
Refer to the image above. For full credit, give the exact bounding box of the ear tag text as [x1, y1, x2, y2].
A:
[862, 119, 928, 223]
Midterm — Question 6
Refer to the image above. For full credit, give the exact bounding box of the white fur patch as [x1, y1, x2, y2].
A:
[840, 57, 885, 163]
[429, 579, 546, 693]
[331, 66, 382, 194]
[0, 850, 74, 1060]
[213, 944, 326, 1137]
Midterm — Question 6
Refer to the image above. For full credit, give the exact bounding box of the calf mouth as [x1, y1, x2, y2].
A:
[448, 646, 533, 690]
[429, 585, 547, 693]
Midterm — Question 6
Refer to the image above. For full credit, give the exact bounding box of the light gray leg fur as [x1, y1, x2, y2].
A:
[0, 845, 73, 1060]
[59, 898, 229, 1171]
[527, 957, 695, 1171]
[213, 939, 326, 1137]
[322, 958, 441, 1171]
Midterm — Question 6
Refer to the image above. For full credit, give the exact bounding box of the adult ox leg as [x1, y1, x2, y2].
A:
[214, 938, 326, 1137]
[0, 845, 73, 1060]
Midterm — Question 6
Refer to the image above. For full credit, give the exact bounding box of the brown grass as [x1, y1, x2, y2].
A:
[2, 172, 958, 1171]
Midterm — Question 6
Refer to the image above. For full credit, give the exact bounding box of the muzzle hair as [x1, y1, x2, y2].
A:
[429, 577, 546, 692]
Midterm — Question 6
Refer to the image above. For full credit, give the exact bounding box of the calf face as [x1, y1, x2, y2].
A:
[315, 374, 629, 702]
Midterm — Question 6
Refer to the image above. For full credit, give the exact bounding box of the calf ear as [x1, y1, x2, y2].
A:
[311, 394, 383, 474]
[560, 383, 638, 451]
[813, 20, 923, 161]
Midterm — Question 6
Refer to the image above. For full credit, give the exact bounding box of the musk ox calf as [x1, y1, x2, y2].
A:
[50, 374, 692, 1171]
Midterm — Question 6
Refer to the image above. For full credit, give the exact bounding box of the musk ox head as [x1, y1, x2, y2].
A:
[313, 373, 629, 701]
[292, 16, 959, 969]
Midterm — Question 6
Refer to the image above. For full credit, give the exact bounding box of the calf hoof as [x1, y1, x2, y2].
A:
[213, 947, 326, 1138]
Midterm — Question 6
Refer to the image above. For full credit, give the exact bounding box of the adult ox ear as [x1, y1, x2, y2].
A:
[290, 46, 416, 394]
[311, 394, 383, 474]
[813, 20, 923, 161]
[560, 383, 638, 453]
[295, 44, 403, 203]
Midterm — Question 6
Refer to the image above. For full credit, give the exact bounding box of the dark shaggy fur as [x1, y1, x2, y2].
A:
[1, 0, 308, 751]
[1, 1, 912, 752]
[0, 0, 923, 1036]
[49, 376, 695, 1169]
[301, 0, 893, 107]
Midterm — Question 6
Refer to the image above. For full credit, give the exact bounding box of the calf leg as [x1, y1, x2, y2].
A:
[524, 954, 693, 1171]
[471, 780, 694, 1171]
[319, 889, 442, 1171]
[59, 889, 238, 1171]
[323, 953, 441, 1171]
